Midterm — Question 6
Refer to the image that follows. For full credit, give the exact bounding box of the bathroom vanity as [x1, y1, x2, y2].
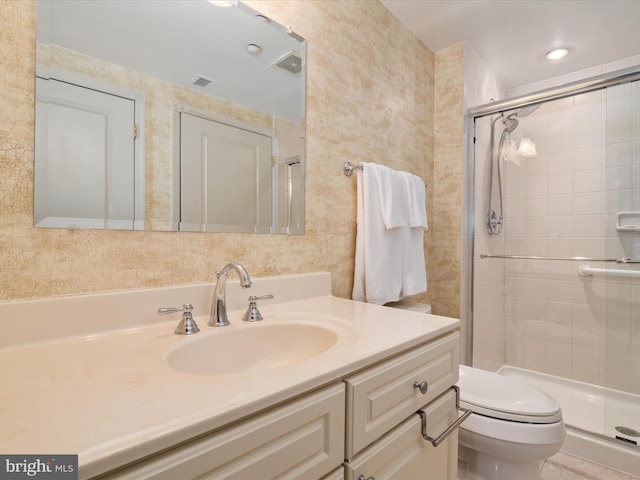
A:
[0, 273, 460, 479]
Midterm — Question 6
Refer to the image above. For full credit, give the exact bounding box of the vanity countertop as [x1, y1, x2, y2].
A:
[0, 293, 458, 479]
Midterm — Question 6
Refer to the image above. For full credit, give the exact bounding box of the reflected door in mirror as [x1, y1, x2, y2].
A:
[180, 113, 273, 233]
[35, 77, 138, 230]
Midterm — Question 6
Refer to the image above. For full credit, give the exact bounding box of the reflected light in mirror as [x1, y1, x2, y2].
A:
[208, 1, 238, 7]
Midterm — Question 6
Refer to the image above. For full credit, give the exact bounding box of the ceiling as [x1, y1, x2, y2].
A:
[379, 0, 640, 90]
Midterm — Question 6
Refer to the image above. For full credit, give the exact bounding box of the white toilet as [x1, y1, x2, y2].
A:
[387, 300, 565, 480]
[456, 365, 565, 480]
[385, 301, 565, 480]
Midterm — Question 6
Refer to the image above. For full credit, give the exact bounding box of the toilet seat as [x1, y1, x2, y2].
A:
[458, 365, 562, 424]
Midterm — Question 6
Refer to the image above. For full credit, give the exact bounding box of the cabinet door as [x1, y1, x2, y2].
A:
[345, 332, 459, 456]
[344, 389, 458, 480]
[99, 384, 345, 480]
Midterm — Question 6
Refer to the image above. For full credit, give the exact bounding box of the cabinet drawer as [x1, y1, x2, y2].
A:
[344, 388, 459, 480]
[321, 467, 345, 480]
[99, 384, 345, 480]
[345, 332, 459, 456]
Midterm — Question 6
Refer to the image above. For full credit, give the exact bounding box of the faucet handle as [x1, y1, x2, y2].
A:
[158, 304, 200, 335]
[243, 294, 274, 322]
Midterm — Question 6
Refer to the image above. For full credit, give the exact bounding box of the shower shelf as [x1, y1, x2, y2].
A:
[616, 213, 640, 232]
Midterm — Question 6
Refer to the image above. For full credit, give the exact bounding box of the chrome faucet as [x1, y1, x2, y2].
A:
[208, 262, 252, 327]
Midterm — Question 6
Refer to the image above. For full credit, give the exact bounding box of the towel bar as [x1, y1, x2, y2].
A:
[343, 161, 363, 176]
[343, 161, 427, 187]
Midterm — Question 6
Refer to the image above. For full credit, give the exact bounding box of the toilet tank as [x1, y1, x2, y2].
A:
[386, 300, 432, 314]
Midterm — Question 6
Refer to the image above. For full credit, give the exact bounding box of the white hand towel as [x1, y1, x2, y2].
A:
[371, 163, 408, 229]
[352, 163, 404, 304]
[402, 226, 427, 296]
[400, 171, 427, 295]
[400, 171, 428, 229]
[352, 162, 428, 305]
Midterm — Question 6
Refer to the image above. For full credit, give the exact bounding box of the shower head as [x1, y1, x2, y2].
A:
[502, 114, 519, 133]
[500, 103, 540, 134]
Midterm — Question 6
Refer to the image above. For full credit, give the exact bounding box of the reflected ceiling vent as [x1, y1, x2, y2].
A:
[287, 30, 305, 43]
[271, 51, 303, 75]
[189, 74, 217, 90]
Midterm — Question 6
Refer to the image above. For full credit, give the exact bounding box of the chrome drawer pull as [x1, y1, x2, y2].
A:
[413, 380, 428, 394]
[358, 476, 375, 480]
[417, 385, 472, 447]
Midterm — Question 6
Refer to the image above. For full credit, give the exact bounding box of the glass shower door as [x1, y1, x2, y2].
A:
[602, 80, 640, 448]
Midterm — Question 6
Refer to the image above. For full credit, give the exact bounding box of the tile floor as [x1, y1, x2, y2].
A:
[540, 451, 638, 480]
[459, 450, 638, 479]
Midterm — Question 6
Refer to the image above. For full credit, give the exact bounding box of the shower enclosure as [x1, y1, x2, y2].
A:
[468, 66, 640, 473]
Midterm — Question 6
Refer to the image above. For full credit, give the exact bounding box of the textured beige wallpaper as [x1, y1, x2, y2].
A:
[0, 0, 444, 305]
[433, 44, 465, 319]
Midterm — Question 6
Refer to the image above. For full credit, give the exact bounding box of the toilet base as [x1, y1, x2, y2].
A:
[463, 448, 543, 480]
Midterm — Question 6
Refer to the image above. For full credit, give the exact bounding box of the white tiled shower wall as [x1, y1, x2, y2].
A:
[460, 45, 506, 370]
[469, 55, 640, 394]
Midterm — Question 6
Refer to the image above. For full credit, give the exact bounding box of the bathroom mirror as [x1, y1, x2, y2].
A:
[34, 0, 306, 234]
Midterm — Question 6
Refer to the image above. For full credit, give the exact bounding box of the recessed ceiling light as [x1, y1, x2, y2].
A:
[246, 44, 262, 55]
[545, 47, 569, 61]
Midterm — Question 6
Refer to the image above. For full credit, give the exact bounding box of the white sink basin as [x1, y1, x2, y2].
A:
[165, 322, 339, 375]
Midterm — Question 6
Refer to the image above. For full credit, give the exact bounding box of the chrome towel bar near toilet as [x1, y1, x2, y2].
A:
[356, 386, 471, 480]
[417, 385, 472, 447]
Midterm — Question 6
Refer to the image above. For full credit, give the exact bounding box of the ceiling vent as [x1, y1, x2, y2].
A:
[189, 74, 217, 90]
[271, 51, 303, 75]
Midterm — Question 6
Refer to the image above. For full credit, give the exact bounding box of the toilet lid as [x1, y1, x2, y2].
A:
[458, 365, 562, 423]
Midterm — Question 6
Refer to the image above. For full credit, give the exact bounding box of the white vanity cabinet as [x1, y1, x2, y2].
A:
[0, 275, 463, 480]
[344, 331, 460, 480]
[99, 384, 346, 480]
[96, 331, 460, 480]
